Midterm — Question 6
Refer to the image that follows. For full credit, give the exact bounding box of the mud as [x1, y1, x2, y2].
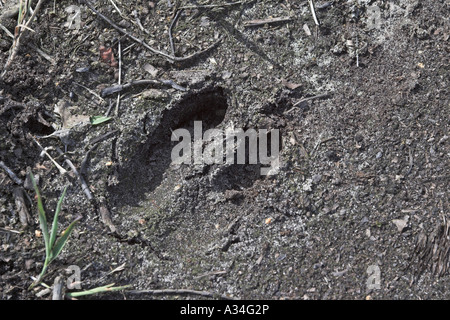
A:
[0, 0, 449, 299]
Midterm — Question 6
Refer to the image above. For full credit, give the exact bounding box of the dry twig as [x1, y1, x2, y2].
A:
[0, 160, 23, 185]
[101, 79, 187, 97]
[30, 135, 68, 175]
[243, 16, 292, 28]
[178, 1, 244, 10]
[55, 147, 94, 201]
[169, 9, 183, 57]
[307, 0, 320, 26]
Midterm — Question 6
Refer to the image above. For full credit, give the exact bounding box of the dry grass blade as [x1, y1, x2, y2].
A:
[66, 283, 131, 298]
[1, 0, 46, 78]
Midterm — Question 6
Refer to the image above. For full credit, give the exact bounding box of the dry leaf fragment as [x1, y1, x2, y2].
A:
[281, 78, 302, 90]
[392, 215, 409, 233]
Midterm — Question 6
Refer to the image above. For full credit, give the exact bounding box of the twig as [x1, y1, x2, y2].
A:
[89, 129, 119, 146]
[307, 0, 320, 26]
[128, 289, 238, 300]
[114, 39, 122, 116]
[178, 1, 244, 10]
[108, 0, 122, 16]
[105, 100, 114, 117]
[30, 135, 68, 175]
[73, 82, 106, 103]
[243, 16, 292, 28]
[133, 13, 150, 35]
[27, 43, 56, 65]
[193, 270, 227, 279]
[0, 160, 23, 185]
[101, 79, 187, 97]
[169, 9, 183, 57]
[292, 93, 331, 107]
[316, 1, 333, 10]
[355, 33, 359, 67]
[55, 147, 93, 201]
[284, 93, 331, 114]
[82, 0, 221, 63]
[80, 145, 96, 177]
[0, 227, 21, 234]
[0, 23, 14, 38]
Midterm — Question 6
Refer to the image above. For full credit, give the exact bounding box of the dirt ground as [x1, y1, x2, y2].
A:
[0, 0, 448, 300]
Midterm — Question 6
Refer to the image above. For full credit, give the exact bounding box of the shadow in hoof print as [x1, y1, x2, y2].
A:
[109, 86, 230, 207]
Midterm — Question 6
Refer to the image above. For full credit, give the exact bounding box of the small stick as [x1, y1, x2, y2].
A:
[108, 0, 122, 16]
[26, 43, 56, 65]
[128, 289, 238, 300]
[193, 270, 227, 279]
[80, 146, 96, 177]
[0, 23, 14, 38]
[169, 9, 183, 57]
[243, 16, 292, 28]
[30, 135, 68, 175]
[355, 34, 359, 67]
[89, 129, 119, 146]
[307, 0, 320, 26]
[292, 93, 330, 107]
[114, 39, 122, 116]
[284, 93, 331, 114]
[0, 227, 21, 234]
[55, 147, 94, 201]
[105, 100, 114, 117]
[0, 160, 23, 185]
[178, 1, 244, 10]
[316, 1, 333, 10]
[73, 82, 106, 103]
[101, 79, 187, 97]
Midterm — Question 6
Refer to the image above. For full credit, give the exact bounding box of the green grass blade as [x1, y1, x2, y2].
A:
[17, 0, 23, 25]
[49, 186, 67, 251]
[29, 171, 50, 258]
[66, 284, 131, 298]
[49, 217, 80, 263]
[90, 115, 112, 125]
